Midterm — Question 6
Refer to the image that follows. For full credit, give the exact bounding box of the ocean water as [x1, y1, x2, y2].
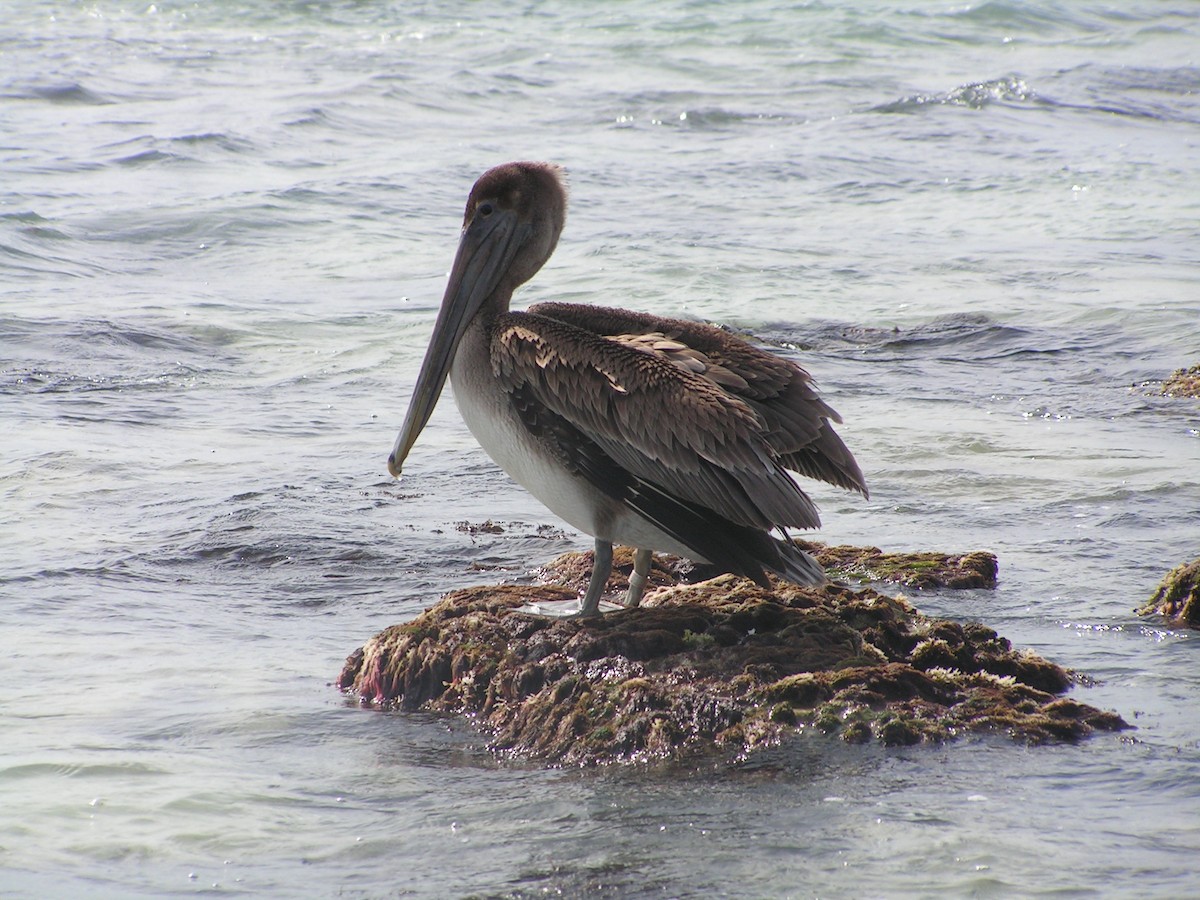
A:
[3, 0, 1199, 896]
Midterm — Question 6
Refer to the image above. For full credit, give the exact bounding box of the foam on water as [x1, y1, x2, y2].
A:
[2, 0, 1199, 896]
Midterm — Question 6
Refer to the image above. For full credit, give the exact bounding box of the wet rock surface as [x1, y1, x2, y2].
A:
[803, 542, 998, 589]
[340, 549, 1127, 765]
[1139, 558, 1200, 628]
[1160, 364, 1200, 398]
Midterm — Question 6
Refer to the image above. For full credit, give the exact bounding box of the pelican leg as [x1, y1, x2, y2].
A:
[578, 539, 613, 616]
[624, 548, 653, 608]
[515, 539, 623, 618]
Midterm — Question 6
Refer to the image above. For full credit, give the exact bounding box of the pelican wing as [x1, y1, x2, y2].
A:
[529, 302, 868, 497]
[491, 311, 821, 531]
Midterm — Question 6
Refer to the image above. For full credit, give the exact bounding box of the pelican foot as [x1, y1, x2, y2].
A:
[514, 598, 626, 618]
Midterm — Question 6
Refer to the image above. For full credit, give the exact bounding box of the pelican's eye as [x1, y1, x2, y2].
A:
[478, 201, 495, 218]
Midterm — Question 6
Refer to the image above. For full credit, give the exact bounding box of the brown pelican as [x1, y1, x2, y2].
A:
[389, 161, 867, 617]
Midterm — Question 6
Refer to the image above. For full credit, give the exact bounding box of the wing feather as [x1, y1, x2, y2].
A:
[491, 311, 821, 530]
[529, 301, 868, 498]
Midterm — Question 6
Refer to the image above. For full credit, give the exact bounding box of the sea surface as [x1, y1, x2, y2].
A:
[3, 1, 1199, 896]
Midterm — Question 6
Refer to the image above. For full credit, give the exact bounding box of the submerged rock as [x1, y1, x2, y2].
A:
[803, 542, 998, 589]
[1139, 558, 1200, 628]
[1160, 364, 1200, 399]
[340, 550, 1127, 765]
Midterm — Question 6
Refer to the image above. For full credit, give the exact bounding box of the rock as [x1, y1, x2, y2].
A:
[1160, 364, 1200, 399]
[339, 549, 1126, 765]
[801, 542, 998, 589]
[1139, 558, 1200, 628]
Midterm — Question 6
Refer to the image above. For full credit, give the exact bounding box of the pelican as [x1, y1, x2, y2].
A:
[389, 161, 866, 617]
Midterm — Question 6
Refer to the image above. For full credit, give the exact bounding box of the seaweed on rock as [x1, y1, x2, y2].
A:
[340, 549, 1126, 765]
[1139, 558, 1200, 629]
[802, 542, 998, 589]
[1160, 364, 1200, 399]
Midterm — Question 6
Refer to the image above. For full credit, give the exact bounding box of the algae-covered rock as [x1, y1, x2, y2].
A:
[1160, 364, 1200, 399]
[548, 543, 999, 593]
[802, 542, 998, 589]
[340, 550, 1126, 765]
[1139, 558, 1200, 628]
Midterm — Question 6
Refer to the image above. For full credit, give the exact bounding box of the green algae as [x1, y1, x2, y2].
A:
[800, 543, 998, 589]
[1139, 558, 1200, 628]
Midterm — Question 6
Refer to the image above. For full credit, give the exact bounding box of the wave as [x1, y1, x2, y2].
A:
[873, 66, 1200, 124]
[872, 75, 1041, 113]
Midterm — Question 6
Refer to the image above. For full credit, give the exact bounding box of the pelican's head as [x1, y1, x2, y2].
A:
[388, 162, 568, 478]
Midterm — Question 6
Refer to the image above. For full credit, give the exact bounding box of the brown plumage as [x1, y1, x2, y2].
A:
[389, 161, 866, 617]
[525, 302, 868, 498]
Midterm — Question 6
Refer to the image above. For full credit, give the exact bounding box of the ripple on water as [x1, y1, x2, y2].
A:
[1, 2, 1198, 897]
[0, 761, 169, 782]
